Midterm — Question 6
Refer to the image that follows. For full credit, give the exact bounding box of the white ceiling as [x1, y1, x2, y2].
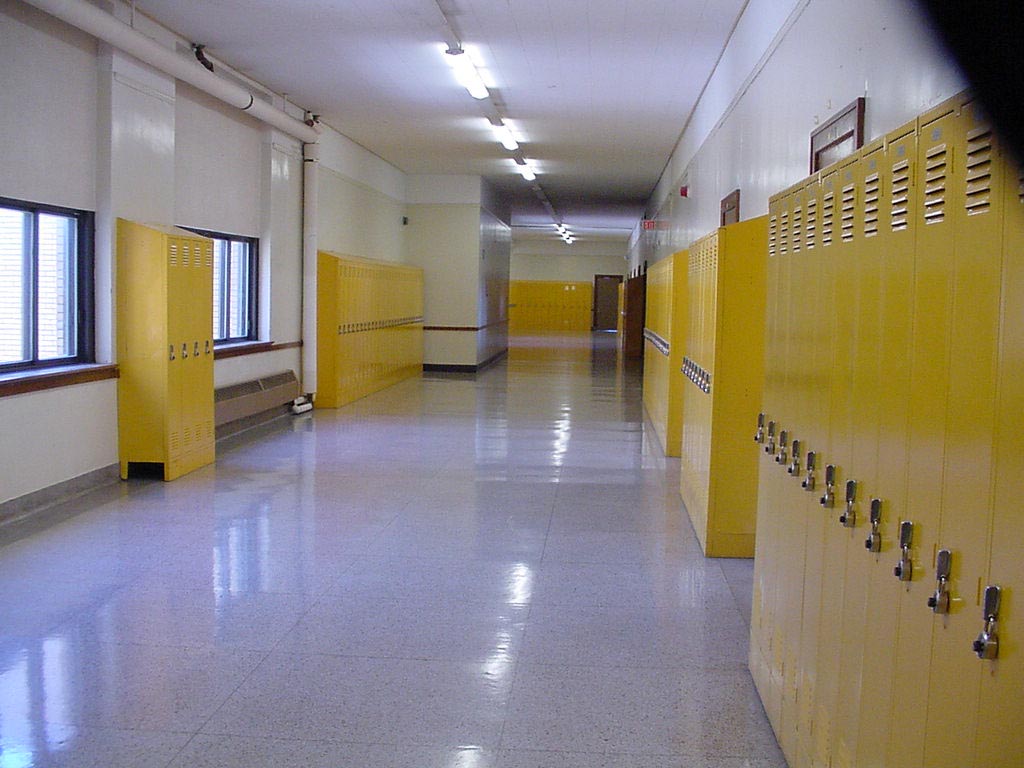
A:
[135, 0, 747, 246]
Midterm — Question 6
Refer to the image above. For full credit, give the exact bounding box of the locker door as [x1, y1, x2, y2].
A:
[795, 174, 832, 768]
[922, 97, 1005, 768]
[830, 140, 884, 768]
[811, 154, 859, 768]
[775, 185, 805, 763]
[855, 122, 918, 768]
[886, 99, 961, 768]
[973, 152, 1024, 767]
[165, 236, 188, 479]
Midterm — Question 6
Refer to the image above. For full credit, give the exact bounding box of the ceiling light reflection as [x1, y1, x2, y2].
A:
[506, 562, 534, 604]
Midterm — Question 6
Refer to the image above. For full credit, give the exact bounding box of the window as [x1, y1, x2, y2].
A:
[183, 228, 258, 344]
[0, 197, 94, 373]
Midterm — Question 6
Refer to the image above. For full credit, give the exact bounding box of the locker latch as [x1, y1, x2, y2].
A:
[169, 344, 176, 361]
[927, 548, 952, 613]
[787, 439, 801, 476]
[802, 451, 817, 491]
[972, 585, 1001, 660]
[864, 498, 882, 552]
[765, 421, 776, 455]
[839, 480, 857, 527]
[819, 464, 837, 508]
[775, 430, 789, 465]
[893, 521, 914, 581]
[181, 342, 189, 359]
[754, 412, 766, 444]
[193, 340, 200, 357]
[205, 340, 212, 355]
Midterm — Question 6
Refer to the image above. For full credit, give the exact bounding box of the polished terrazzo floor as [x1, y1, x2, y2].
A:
[0, 333, 785, 767]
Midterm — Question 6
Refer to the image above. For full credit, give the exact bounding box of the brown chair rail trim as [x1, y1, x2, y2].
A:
[0, 365, 119, 398]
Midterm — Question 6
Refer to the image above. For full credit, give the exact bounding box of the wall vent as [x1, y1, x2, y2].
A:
[805, 199, 817, 249]
[923, 143, 949, 224]
[840, 184, 856, 242]
[822, 193, 835, 246]
[891, 159, 911, 232]
[864, 173, 880, 237]
[964, 126, 993, 216]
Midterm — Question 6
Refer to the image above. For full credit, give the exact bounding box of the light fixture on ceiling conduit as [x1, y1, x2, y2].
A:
[443, 45, 489, 100]
[489, 119, 520, 151]
[513, 157, 537, 181]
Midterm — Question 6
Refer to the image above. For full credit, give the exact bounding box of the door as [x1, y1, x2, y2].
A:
[592, 274, 622, 330]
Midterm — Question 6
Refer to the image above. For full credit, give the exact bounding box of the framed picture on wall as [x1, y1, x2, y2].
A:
[810, 97, 865, 173]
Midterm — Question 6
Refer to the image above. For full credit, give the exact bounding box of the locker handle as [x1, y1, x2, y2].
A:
[754, 412, 766, 444]
[973, 585, 1000, 659]
[765, 421, 776, 455]
[205, 340, 212, 355]
[787, 439, 801, 476]
[802, 451, 817, 491]
[169, 345, 176, 361]
[181, 343, 189, 359]
[839, 479, 857, 527]
[894, 521, 914, 581]
[194, 341, 200, 357]
[775, 430, 789, 465]
[865, 498, 882, 552]
[820, 464, 837, 508]
[928, 548, 952, 613]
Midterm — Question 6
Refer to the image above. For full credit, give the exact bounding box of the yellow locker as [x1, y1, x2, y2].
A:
[921, 95, 1005, 768]
[974, 150, 1024, 766]
[854, 120, 918, 768]
[679, 217, 767, 557]
[642, 252, 687, 456]
[116, 220, 214, 481]
[316, 251, 423, 408]
[884, 97, 961, 768]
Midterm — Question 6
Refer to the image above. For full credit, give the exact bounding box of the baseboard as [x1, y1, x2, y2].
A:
[0, 464, 120, 530]
[422, 349, 508, 375]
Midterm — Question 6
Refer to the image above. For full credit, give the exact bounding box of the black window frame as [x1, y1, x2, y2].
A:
[182, 226, 259, 345]
[0, 196, 95, 374]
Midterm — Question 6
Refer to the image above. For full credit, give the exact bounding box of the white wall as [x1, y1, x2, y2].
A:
[512, 250, 626, 282]
[630, 0, 967, 268]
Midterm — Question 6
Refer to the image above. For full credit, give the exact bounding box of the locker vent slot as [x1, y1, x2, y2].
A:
[805, 199, 817, 249]
[840, 184, 855, 242]
[204, 243, 213, 268]
[768, 214, 777, 257]
[891, 159, 911, 231]
[168, 242, 178, 267]
[923, 143, 948, 224]
[182, 242, 192, 268]
[779, 211, 789, 256]
[791, 207, 802, 253]
[964, 126, 993, 216]
[822, 193, 835, 246]
[863, 173, 880, 237]
[169, 430, 182, 455]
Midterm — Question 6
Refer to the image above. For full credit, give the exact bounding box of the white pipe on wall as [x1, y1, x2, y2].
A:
[301, 142, 320, 397]
[21, 0, 320, 144]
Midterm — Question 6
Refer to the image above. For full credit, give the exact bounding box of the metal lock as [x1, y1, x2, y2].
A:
[893, 521, 914, 581]
[802, 451, 817, 491]
[927, 548, 952, 613]
[820, 464, 837, 508]
[754, 412, 766, 444]
[775, 430, 789, 465]
[864, 498, 882, 552]
[838, 479, 857, 527]
[972, 585, 1001, 660]
[787, 439, 801, 476]
[765, 421, 776, 455]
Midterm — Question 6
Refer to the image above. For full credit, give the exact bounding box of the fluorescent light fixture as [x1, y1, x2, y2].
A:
[518, 166, 536, 181]
[444, 46, 489, 100]
[490, 122, 520, 151]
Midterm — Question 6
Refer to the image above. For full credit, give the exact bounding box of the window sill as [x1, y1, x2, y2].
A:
[0, 364, 119, 399]
[214, 340, 302, 360]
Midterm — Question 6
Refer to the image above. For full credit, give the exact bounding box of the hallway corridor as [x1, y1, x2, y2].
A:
[0, 333, 784, 767]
